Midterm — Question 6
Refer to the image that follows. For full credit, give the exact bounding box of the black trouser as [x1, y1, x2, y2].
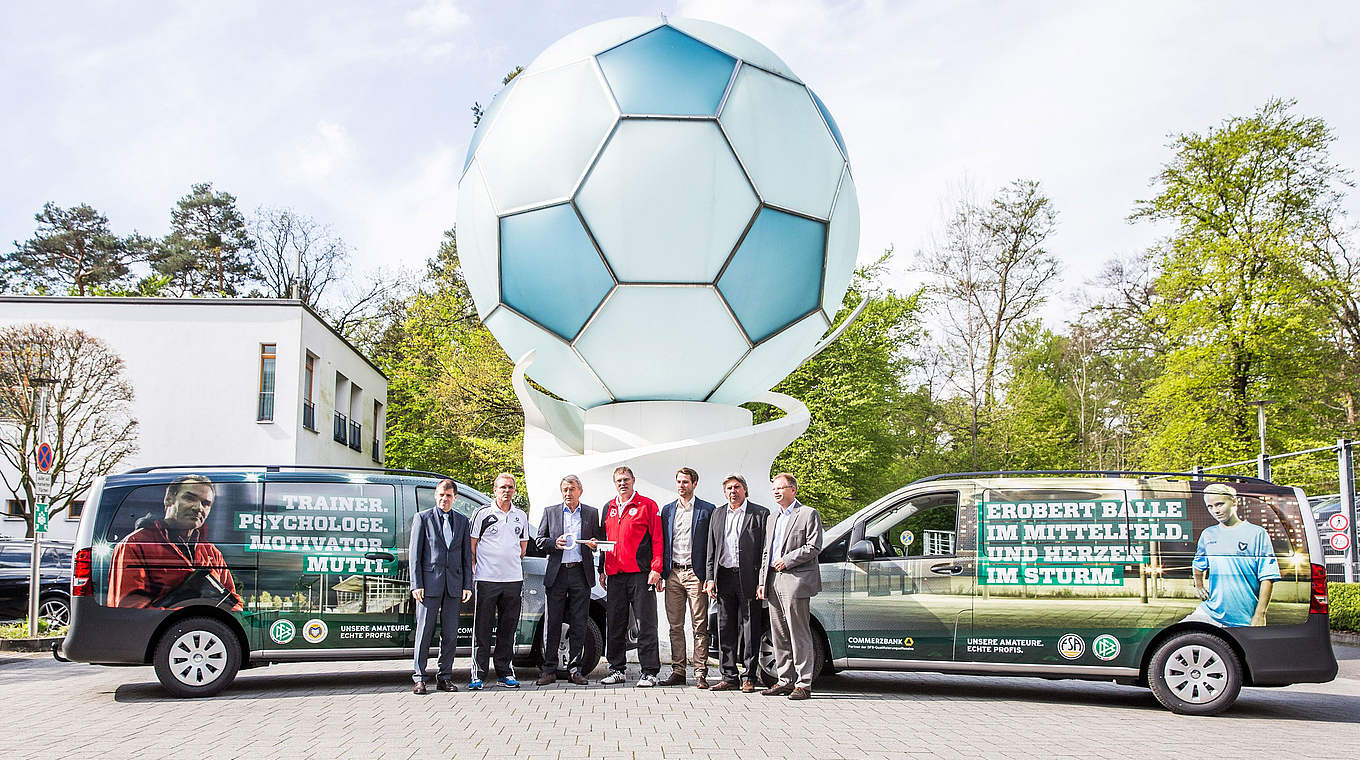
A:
[605, 571, 659, 675]
[543, 563, 590, 673]
[472, 580, 522, 681]
[715, 566, 761, 681]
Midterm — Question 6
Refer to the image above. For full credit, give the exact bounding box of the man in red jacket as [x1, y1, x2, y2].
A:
[599, 465, 663, 686]
[107, 474, 242, 611]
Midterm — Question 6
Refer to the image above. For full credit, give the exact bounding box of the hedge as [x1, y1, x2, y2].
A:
[1332, 582, 1360, 633]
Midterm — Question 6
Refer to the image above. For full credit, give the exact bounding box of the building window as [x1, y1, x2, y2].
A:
[302, 353, 317, 432]
[67, 500, 85, 520]
[258, 343, 277, 422]
[372, 399, 384, 464]
[4, 499, 24, 517]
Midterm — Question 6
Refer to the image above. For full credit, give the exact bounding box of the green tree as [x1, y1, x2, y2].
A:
[1131, 98, 1345, 469]
[155, 182, 255, 296]
[5, 203, 143, 295]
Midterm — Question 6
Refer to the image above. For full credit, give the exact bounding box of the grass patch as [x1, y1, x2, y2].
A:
[0, 619, 68, 639]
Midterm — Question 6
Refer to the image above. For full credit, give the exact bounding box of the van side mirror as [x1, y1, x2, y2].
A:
[847, 540, 875, 562]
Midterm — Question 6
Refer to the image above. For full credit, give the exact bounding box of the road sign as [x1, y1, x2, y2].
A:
[35, 441, 53, 472]
[1330, 512, 1350, 533]
[33, 471, 51, 493]
[1331, 531, 1352, 553]
[34, 502, 49, 534]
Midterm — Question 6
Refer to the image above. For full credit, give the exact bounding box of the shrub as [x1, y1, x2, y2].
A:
[1331, 583, 1360, 633]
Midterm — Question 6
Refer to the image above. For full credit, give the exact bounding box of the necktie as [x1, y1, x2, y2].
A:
[442, 511, 454, 548]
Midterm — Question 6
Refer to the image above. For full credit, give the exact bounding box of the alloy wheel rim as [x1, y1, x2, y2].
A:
[1163, 644, 1227, 704]
[39, 599, 68, 627]
[168, 630, 228, 687]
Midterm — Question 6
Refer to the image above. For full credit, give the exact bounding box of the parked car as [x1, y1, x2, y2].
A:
[58, 467, 605, 697]
[0, 539, 73, 626]
[717, 471, 1334, 715]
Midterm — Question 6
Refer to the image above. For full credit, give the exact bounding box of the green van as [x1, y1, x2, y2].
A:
[778, 471, 1336, 714]
[58, 467, 606, 697]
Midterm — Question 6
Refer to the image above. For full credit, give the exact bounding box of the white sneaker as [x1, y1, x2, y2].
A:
[600, 670, 626, 685]
[636, 674, 658, 688]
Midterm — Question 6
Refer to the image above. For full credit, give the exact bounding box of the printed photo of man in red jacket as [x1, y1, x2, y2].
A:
[107, 474, 243, 611]
[598, 465, 663, 686]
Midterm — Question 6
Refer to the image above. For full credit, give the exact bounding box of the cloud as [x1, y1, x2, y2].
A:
[406, 0, 472, 34]
[285, 120, 358, 184]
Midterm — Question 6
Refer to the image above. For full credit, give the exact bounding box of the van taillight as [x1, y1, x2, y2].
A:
[1310, 563, 1328, 614]
[72, 547, 92, 597]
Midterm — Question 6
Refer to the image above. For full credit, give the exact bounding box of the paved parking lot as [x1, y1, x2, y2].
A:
[3, 645, 1359, 759]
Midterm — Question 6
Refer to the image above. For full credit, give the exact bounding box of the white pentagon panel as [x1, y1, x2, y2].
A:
[668, 18, 802, 83]
[526, 16, 663, 73]
[576, 286, 748, 401]
[821, 168, 861, 316]
[476, 60, 618, 213]
[484, 307, 613, 408]
[708, 311, 829, 405]
[577, 120, 757, 283]
[454, 162, 500, 320]
[720, 66, 844, 218]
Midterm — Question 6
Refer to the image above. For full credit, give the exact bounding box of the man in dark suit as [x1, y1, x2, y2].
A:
[703, 473, 769, 693]
[658, 467, 715, 688]
[409, 478, 473, 694]
[533, 474, 602, 686]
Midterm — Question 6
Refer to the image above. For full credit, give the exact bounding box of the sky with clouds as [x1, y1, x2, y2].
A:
[3, 1, 1357, 324]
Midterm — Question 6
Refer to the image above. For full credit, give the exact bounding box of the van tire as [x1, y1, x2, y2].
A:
[755, 629, 827, 686]
[152, 617, 242, 698]
[1148, 631, 1242, 715]
[543, 617, 604, 677]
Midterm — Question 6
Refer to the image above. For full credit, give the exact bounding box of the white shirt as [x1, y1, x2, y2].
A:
[561, 504, 583, 564]
[671, 498, 694, 565]
[471, 504, 528, 582]
[720, 501, 747, 569]
[771, 501, 798, 567]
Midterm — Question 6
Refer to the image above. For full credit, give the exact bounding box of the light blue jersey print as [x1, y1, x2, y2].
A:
[1192, 521, 1282, 627]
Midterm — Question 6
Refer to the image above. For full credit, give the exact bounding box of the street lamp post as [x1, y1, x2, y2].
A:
[1249, 399, 1274, 481]
[27, 376, 57, 638]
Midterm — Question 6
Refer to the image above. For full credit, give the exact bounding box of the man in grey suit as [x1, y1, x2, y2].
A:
[757, 472, 823, 700]
[533, 474, 602, 686]
[703, 473, 769, 693]
[409, 478, 473, 694]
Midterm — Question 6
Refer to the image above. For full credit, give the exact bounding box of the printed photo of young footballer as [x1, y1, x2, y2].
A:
[1184, 483, 1281, 627]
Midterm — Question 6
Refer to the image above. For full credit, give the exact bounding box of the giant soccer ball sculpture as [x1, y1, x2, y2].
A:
[457, 16, 861, 513]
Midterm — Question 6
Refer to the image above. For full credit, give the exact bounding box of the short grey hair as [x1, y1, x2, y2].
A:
[560, 474, 583, 489]
[722, 473, 748, 490]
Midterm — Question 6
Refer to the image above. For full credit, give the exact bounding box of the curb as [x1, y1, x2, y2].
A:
[1332, 631, 1360, 647]
[0, 637, 61, 653]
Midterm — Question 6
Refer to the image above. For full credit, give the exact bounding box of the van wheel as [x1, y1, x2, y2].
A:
[152, 617, 242, 698]
[1148, 632, 1242, 715]
[546, 617, 604, 676]
[755, 629, 827, 686]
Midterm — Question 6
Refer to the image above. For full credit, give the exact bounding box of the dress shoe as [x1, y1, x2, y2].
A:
[761, 683, 794, 697]
[694, 675, 709, 690]
[436, 679, 458, 692]
[535, 672, 557, 686]
[657, 671, 686, 686]
[708, 680, 737, 691]
[741, 680, 755, 693]
[788, 686, 812, 700]
[568, 671, 589, 686]
[412, 681, 428, 695]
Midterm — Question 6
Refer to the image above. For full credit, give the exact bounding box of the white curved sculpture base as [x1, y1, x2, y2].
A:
[513, 351, 811, 523]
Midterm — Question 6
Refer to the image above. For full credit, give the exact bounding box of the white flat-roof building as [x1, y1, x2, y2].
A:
[0, 297, 388, 541]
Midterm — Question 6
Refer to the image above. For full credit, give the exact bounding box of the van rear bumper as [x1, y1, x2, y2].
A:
[1226, 613, 1338, 685]
[60, 597, 168, 665]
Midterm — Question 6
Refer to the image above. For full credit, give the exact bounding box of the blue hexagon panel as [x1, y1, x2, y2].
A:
[718, 208, 825, 343]
[597, 25, 736, 116]
[499, 203, 614, 341]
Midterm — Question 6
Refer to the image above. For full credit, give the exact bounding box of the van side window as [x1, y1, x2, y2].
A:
[865, 492, 960, 558]
[415, 486, 481, 519]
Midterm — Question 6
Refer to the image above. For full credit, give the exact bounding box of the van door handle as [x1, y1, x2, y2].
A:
[365, 551, 396, 561]
[930, 563, 963, 576]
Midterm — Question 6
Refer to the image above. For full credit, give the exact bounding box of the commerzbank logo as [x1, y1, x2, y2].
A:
[269, 619, 296, 645]
[1092, 634, 1121, 661]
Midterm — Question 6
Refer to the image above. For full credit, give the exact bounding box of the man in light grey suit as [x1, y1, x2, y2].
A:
[409, 478, 473, 694]
[757, 472, 823, 700]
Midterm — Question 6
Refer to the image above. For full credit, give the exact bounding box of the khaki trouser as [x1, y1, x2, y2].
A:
[768, 579, 815, 688]
[664, 567, 709, 676]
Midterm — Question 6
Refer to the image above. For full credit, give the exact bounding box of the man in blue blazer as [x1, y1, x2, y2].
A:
[409, 478, 473, 694]
[657, 467, 716, 688]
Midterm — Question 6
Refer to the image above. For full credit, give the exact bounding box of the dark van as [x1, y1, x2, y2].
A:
[59, 467, 605, 697]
